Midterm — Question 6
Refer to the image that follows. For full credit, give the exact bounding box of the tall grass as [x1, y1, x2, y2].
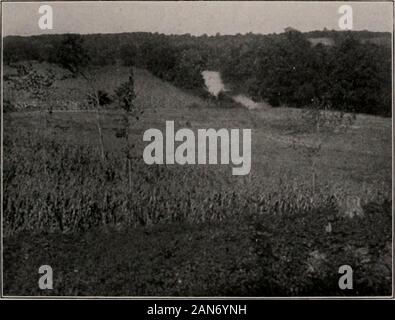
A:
[3, 129, 391, 237]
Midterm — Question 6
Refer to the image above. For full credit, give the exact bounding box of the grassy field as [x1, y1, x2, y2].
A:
[3, 62, 392, 296]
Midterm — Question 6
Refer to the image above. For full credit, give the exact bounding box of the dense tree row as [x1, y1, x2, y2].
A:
[221, 30, 392, 116]
[4, 30, 391, 116]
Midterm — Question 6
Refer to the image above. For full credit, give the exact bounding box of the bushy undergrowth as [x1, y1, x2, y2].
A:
[250, 200, 392, 296]
[3, 201, 391, 296]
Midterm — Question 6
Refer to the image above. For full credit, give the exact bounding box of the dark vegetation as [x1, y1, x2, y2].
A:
[4, 203, 391, 296]
[4, 29, 392, 116]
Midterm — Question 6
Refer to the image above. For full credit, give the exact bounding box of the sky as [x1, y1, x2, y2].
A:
[2, 1, 393, 37]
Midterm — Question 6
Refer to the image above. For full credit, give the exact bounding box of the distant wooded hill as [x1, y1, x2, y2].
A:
[4, 30, 392, 116]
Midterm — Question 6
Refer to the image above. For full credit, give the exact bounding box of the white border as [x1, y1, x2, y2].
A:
[0, 0, 394, 300]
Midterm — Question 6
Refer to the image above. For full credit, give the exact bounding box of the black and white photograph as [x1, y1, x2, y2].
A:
[1, 1, 393, 299]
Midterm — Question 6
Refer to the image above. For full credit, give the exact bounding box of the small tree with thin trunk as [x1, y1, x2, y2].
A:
[115, 68, 141, 192]
[292, 98, 356, 194]
[55, 34, 106, 160]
